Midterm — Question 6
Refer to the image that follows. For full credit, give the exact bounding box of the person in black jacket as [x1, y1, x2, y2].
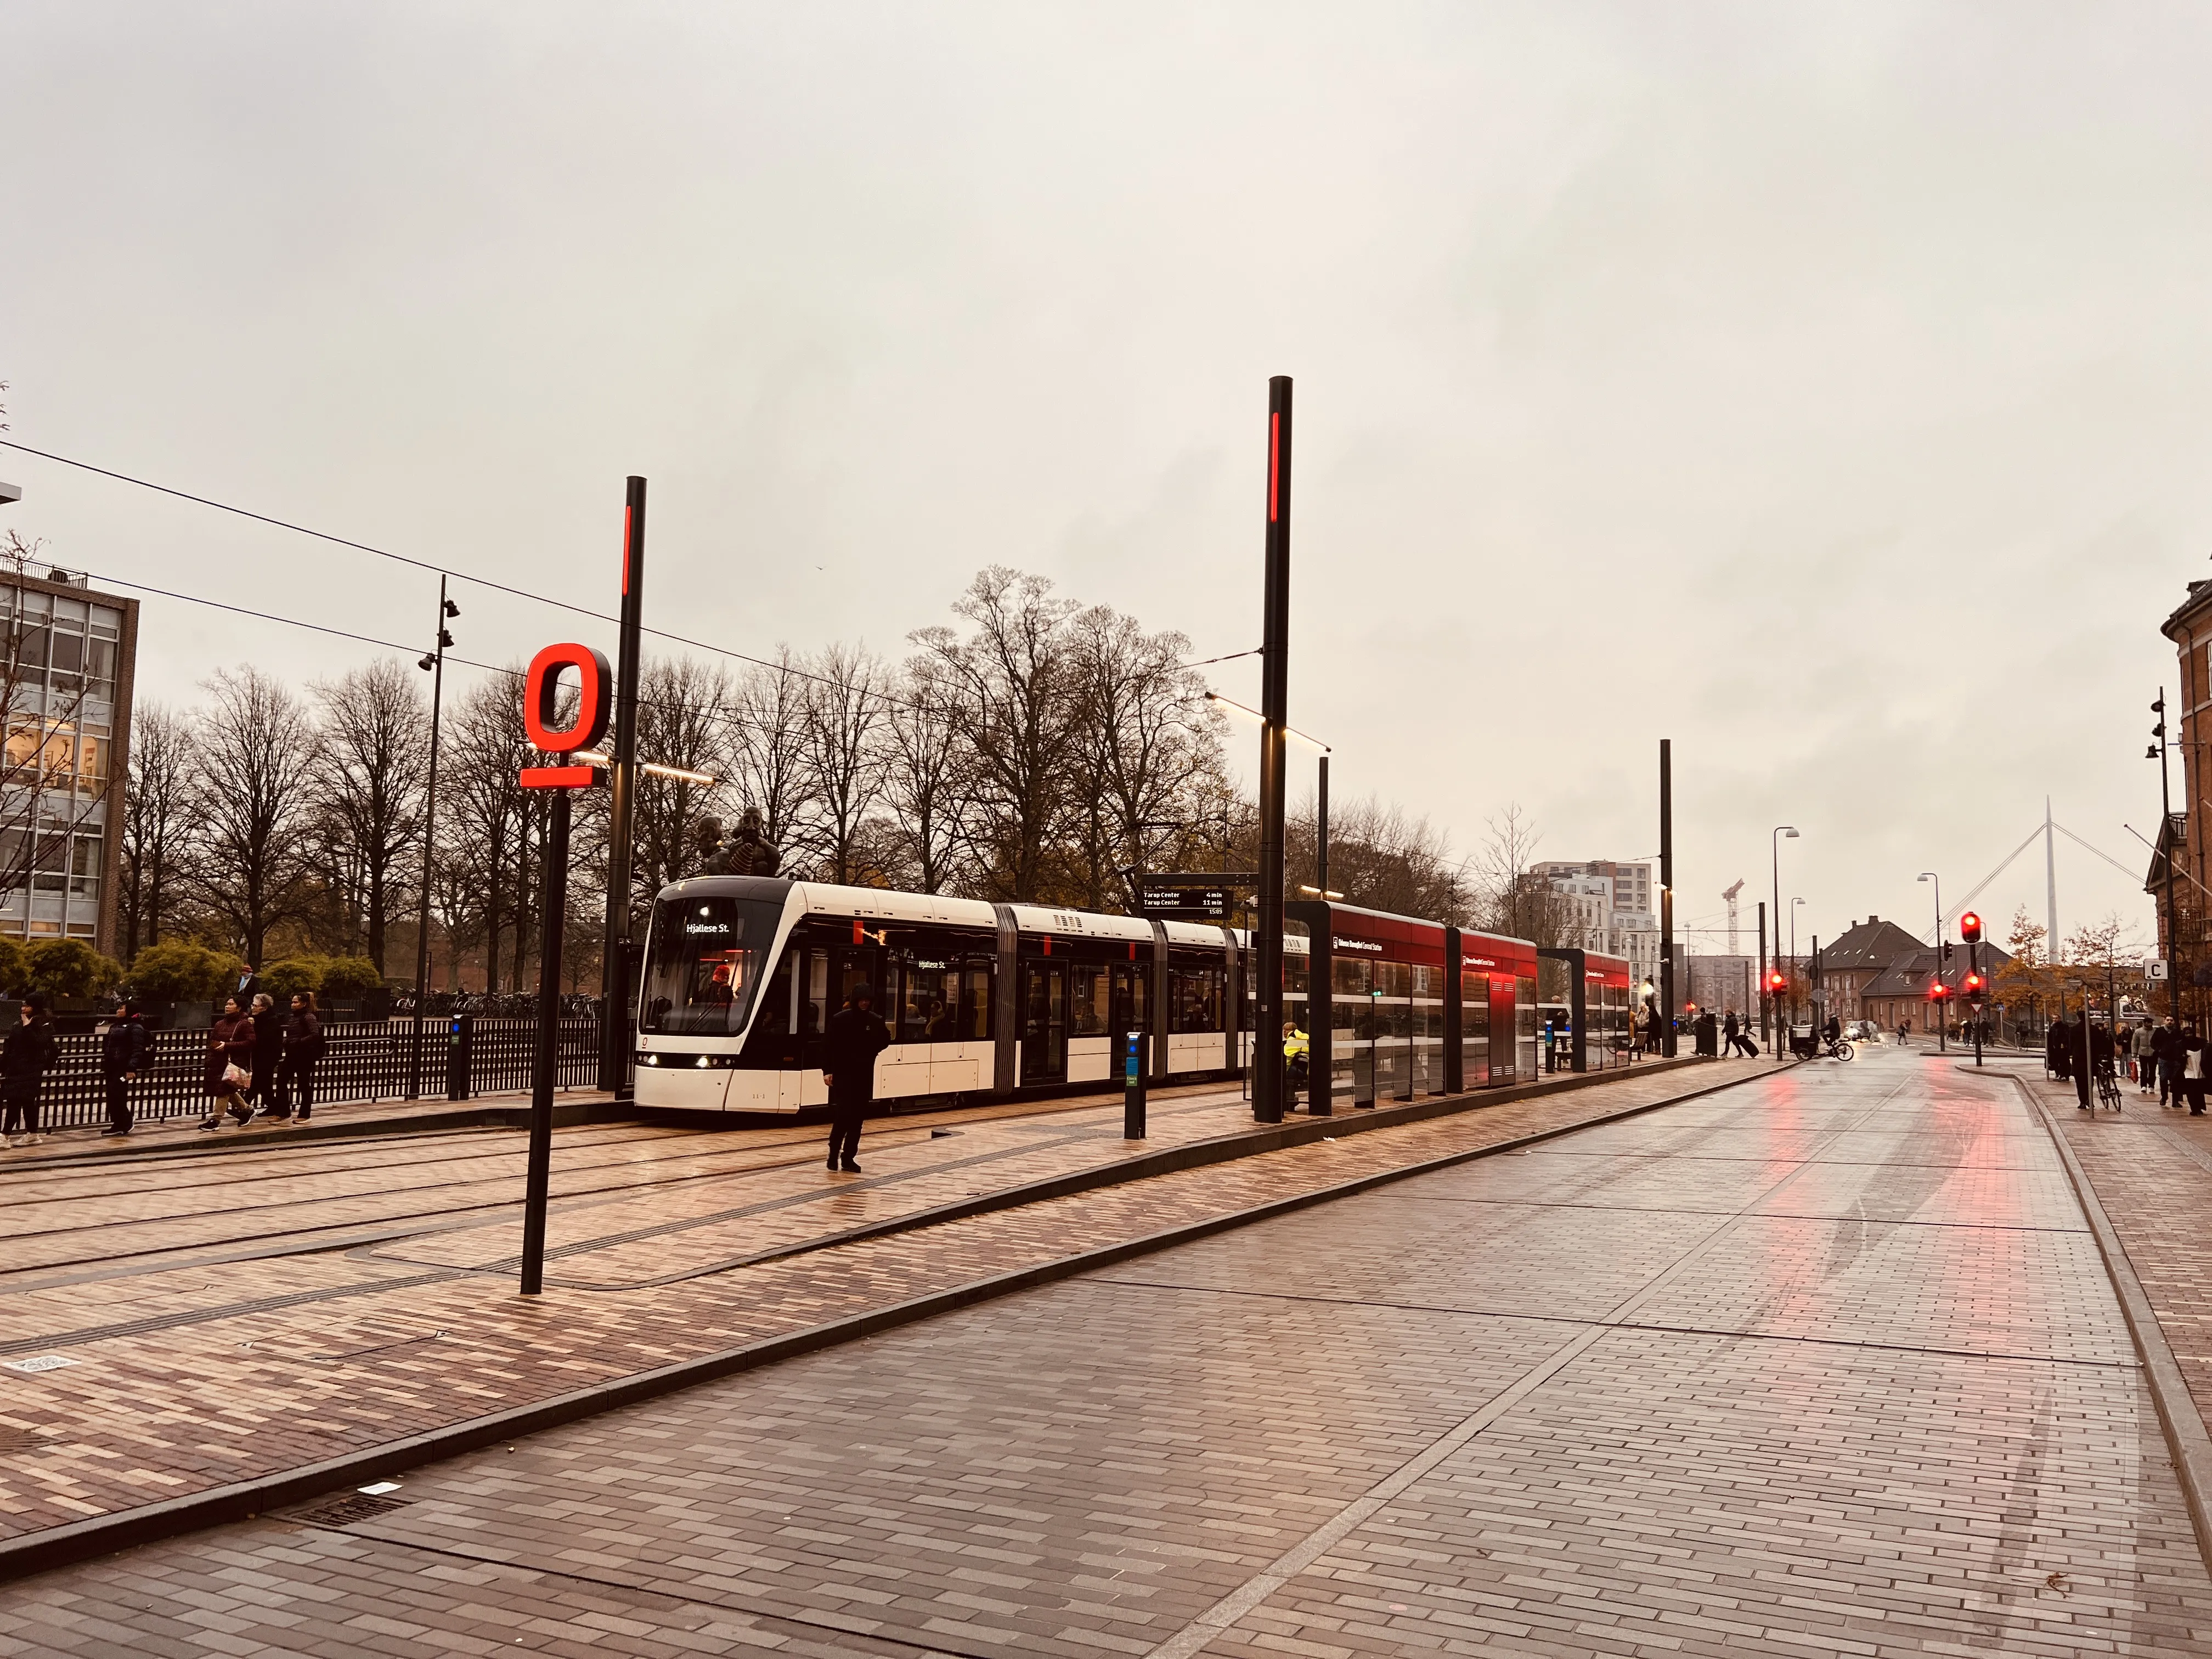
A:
[2, 996, 60, 1148]
[247, 992, 285, 1117]
[821, 984, 890, 1173]
[274, 991, 324, 1121]
[99, 999, 152, 1137]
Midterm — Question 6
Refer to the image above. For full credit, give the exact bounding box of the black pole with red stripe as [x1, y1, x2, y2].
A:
[597, 476, 647, 1097]
[1253, 377, 1292, 1124]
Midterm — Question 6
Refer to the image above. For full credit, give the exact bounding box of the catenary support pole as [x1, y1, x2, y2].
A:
[407, 575, 450, 1101]
[1659, 739, 1675, 1058]
[1758, 900, 1768, 1049]
[597, 477, 646, 1098]
[520, 788, 572, 1297]
[1316, 753, 1329, 897]
[2160, 691, 2182, 1024]
[1252, 376, 1293, 1124]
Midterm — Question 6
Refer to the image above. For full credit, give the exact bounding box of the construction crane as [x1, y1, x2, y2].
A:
[1722, 879, 1745, 956]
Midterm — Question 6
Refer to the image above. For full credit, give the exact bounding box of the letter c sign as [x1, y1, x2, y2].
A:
[518, 641, 613, 789]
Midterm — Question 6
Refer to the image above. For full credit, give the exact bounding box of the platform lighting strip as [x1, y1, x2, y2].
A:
[572, 750, 719, 786]
[1203, 691, 1330, 752]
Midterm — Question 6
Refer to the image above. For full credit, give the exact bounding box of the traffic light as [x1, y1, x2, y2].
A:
[1942, 942, 1953, 963]
[1929, 982, 1950, 1002]
[1960, 911, 1982, 944]
[1767, 969, 1787, 995]
[1963, 970, 1984, 996]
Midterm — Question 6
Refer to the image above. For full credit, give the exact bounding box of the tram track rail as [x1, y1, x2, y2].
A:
[0, 1091, 1246, 1290]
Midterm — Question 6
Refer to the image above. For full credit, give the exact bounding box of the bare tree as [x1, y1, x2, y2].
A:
[196, 667, 320, 967]
[1068, 606, 1223, 907]
[629, 657, 735, 918]
[309, 659, 428, 973]
[1468, 803, 1571, 945]
[797, 642, 891, 885]
[441, 673, 531, 991]
[728, 647, 812, 855]
[911, 567, 1082, 901]
[881, 659, 972, 895]
[120, 701, 196, 961]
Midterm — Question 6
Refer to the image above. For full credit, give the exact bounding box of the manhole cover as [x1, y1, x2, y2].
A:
[0, 1427, 59, 1454]
[295, 1493, 409, 1528]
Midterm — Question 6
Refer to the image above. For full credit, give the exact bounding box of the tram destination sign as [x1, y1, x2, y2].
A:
[1134, 872, 1257, 922]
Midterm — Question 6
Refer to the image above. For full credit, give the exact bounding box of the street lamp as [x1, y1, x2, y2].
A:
[1917, 871, 1945, 1052]
[1769, 826, 1798, 1048]
[408, 581, 460, 1099]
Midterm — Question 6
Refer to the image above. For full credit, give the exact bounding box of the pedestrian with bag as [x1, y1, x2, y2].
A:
[274, 991, 324, 1121]
[1, 995, 60, 1147]
[2180, 1021, 2210, 1116]
[247, 992, 285, 1118]
[99, 998, 151, 1137]
[202, 996, 257, 1130]
[820, 983, 889, 1173]
[1722, 1009, 1740, 1057]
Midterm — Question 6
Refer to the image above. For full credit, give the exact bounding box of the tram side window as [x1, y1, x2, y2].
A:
[896, 960, 959, 1043]
[1171, 964, 1223, 1032]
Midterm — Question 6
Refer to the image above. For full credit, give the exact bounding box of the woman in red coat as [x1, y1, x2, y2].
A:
[201, 996, 257, 1130]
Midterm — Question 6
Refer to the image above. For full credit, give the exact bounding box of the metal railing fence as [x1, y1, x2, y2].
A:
[22, 1014, 605, 1132]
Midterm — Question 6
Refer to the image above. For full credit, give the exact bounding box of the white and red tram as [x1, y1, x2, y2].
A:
[633, 875, 1630, 1118]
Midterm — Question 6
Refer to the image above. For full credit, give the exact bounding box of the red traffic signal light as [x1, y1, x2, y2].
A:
[1960, 911, 1982, 943]
[1766, 970, 1787, 992]
[1929, 983, 1950, 1001]
[1963, 971, 1984, 994]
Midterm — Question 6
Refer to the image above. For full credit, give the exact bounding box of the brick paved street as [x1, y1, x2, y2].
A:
[6, 1046, 2207, 1656]
[0, 1060, 1720, 1549]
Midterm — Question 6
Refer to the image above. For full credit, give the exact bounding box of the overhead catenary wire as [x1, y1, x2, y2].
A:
[0, 437, 1254, 715]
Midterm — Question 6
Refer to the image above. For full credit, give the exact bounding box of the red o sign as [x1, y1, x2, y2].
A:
[519, 641, 612, 788]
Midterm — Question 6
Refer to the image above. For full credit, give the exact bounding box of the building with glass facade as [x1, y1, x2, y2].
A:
[0, 568, 138, 953]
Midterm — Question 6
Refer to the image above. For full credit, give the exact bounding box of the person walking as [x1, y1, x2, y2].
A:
[2180, 1020, 2209, 1116]
[99, 998, 151, 1137]
[1, 995, 60, 1147]
[2153, 1017, 2180, 1105]
[201, 996, 257, 1130]
[274, 991, 324, 1121]
[2046, 1015, 2072, 1084]
[247, 992, 285, 1118]
[821, 983, 889, 1173]
[1721, 1009, 1739, 1058]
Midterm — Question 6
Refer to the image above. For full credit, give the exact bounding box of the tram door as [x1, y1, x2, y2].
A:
[811, 946, 882, 1033]
[1109, 964, 1149, 1047]
[1020, 962, 1069, 1084]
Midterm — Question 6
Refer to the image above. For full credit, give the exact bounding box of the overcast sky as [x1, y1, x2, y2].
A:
[5, 2, 2205, 960]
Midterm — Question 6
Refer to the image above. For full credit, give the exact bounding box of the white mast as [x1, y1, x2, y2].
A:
[2045, 795, 2058, 960]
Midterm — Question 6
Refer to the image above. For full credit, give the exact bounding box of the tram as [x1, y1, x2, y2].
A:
[632, 874, 1627, 1117]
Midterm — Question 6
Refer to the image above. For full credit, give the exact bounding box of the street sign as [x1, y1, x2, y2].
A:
[1135, 872, 1256, 922]
[2148, 960, 2171, 981]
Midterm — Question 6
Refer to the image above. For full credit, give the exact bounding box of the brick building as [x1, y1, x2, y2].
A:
[2154, 579, 2212, 1005]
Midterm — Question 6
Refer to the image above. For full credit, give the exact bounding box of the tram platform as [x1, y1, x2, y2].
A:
[0, 1053, 1767, 1580]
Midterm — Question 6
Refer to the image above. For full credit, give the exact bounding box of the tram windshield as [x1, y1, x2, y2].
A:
[641, 896, 786, 1036]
